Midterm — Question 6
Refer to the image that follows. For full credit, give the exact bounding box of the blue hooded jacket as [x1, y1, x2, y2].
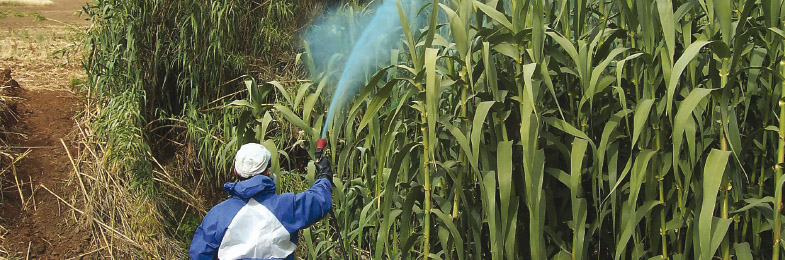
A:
[189, 175, 332, 260]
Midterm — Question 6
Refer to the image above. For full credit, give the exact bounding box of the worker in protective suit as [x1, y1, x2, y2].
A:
[189, 143, 333, 260]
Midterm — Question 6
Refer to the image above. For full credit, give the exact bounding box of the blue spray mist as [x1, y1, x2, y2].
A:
[319, 0, 410, 138]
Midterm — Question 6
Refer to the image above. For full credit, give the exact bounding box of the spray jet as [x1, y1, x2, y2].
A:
[320, 0, 409, 137]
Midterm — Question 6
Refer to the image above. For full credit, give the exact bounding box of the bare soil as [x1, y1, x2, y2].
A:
[0, 0, 91, 258]
[0, 0, 88, 29]
[0, 77, 89, 258]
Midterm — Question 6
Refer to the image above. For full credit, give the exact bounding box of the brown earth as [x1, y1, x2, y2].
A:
[0, 0, 89, 28]
[0, 0, 92, 259]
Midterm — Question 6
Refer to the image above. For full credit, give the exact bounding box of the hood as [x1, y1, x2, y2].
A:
[224, 174, 276, 199]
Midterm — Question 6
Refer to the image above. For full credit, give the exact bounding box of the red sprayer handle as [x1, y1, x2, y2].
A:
[315, 139, 327, 161]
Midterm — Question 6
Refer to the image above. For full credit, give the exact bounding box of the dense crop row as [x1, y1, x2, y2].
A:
[81, 0, 321, 257]
[233, 0, 785, 259]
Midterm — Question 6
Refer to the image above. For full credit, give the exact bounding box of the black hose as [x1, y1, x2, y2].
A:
[328, 210, 349, 260]
[314, 145, 348, 260]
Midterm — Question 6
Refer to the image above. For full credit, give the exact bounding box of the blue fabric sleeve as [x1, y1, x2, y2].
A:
[189, 214, 220, 260]
[189, 198, 245, 260]
[289, 178, 333, 231]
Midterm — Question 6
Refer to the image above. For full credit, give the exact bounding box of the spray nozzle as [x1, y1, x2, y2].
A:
[315, 139, 328, 161]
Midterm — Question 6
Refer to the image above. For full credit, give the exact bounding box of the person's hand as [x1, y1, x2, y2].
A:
[315, 158, 333, 184]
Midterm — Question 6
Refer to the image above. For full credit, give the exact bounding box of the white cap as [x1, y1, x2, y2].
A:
[234, 143, 272, 178]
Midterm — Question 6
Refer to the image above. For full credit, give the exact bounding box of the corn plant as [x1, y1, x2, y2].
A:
[233, 0, 785, 259]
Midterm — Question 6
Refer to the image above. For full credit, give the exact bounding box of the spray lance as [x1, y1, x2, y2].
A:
[315, 138, 349, 260]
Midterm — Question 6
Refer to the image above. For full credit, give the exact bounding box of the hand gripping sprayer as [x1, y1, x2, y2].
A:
[315, 139, 349, 260]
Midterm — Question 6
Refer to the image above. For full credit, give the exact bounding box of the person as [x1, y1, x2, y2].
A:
[189, 143, 333, 260]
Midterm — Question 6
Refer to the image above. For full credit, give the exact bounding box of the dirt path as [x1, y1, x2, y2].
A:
[0, 0, 91, 258]
[0, 78, 89, 258]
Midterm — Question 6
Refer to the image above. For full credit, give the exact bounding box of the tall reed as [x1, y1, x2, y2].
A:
[258, 0, 785, 259]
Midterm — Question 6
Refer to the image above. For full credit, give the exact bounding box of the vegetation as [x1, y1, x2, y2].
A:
[27, 12, 45, 21]
[82, 0, 785, 259]
[242, 0, 785, 259]
[80, 0, 322, 257]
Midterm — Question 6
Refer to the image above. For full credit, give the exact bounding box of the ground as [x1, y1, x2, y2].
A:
[0, 0, 92, 258]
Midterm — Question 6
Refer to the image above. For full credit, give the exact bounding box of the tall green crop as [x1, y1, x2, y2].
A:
[228, 0, 785, 259]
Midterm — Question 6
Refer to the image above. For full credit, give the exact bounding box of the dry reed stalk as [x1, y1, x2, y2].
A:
[61, 138, 89, 202]
[2, 179, 29, 190]
[11, 163, 23, 205]
[5, 149, 31, 208]
[148, 153, 206, 213]
[26, 175, 35, 211]
[39, 184, 142, 249]
[175, 205, 191, 235]
[66, 246, 106, 260]
[74, 118, 100, 163]
[7, 146, 53, 149]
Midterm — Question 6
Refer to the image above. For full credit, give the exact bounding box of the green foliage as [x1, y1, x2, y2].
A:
[175, 214, 201, 248]
[92, 89, 153, 193]
[82, 0, 320, 256]
[84, 0, 311, 193]
[69, 77, 83, 87]
[231, 0, 785, 259]
[83, 0, 785, 258]
[28, 12, 45, 21]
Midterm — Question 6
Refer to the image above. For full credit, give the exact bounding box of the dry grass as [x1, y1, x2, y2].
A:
[0, 69, 21, 260]
[0, 0, 53, 6]
[0, 27, 83, 59]
[0, 28, 84, 92]
[69, 96, 216, 259]
[71, 103, 175, 259]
